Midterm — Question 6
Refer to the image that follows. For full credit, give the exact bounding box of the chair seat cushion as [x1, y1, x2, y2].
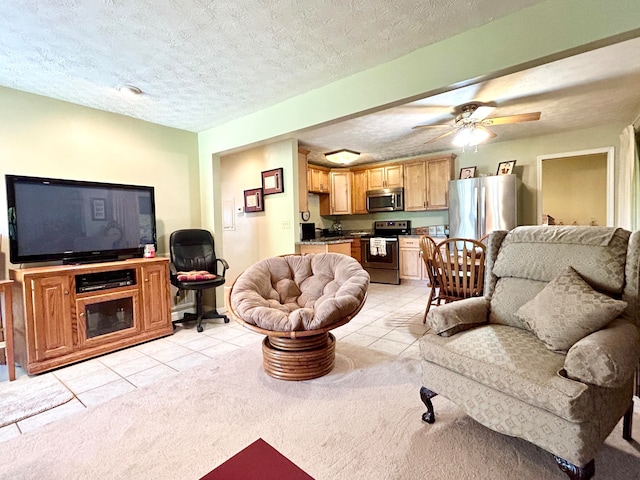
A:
[420, 324, 603, 422]
[230, 253, 369, 332]
[176, 270, 217, 281]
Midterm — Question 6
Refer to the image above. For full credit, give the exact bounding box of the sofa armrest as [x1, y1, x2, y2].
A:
[426, 297, 489, 337]
[564, 318, 640, 388]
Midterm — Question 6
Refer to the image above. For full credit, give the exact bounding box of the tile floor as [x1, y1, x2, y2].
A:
[0, 282, 430, 443]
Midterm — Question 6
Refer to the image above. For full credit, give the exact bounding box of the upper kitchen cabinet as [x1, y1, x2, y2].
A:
[330, 169, 352, 215]
[367, 164, 403, 189]
[298, 147, 309, 213]
[404, 154, 455, 211]
[351, 170, 368, 214]
[308, 165, 330, 193]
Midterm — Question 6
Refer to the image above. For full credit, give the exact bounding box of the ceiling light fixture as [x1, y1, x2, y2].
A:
[324, 149, 360, 165]
[119, 85, 143, 96]
[452, 124, 490, 150]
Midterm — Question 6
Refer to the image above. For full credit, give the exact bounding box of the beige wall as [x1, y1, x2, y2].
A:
[220, 139, 298, 282]
[0, 86, 200, 278]
[541, 154, 607, 226]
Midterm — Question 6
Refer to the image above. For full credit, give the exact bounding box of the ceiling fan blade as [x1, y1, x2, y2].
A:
[468, 105, 495, 121]
[412, 123, 452, 130]
[475, 124, 497, 140]
[482, 112, 541, 126]
[424, 129, 458, 144]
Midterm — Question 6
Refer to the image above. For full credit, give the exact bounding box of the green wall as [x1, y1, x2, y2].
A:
[0, 86, 199, 279]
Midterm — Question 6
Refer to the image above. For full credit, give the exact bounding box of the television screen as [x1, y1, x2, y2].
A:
[6, 175, 157, 264]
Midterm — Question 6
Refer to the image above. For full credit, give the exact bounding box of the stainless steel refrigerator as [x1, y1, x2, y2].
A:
[448, 174, 518, 239]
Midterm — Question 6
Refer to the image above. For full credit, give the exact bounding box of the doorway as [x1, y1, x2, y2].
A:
[537, 147, 614, 227]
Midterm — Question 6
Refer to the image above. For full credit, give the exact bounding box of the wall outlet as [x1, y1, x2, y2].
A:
[282, 220, 291, 229]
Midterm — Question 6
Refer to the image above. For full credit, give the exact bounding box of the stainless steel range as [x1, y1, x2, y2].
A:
[361, 220, 411, 285]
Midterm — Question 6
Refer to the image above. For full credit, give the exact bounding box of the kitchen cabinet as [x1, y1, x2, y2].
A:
[308, 165, 330, 193]
[350, 237, 362, 262]
[404, 154, 455, 211]
[368, 164, 403, 189]
[399, 237, 428, 282]
[10, 257, 173, 374]
[351, 170, 368, 214]
[330, 169, 352, 215]
[299, 241, 352, 256]
[298, 147, 309, 213]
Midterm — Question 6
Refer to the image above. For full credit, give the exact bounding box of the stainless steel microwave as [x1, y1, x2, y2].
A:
[366, 187, 404, 213]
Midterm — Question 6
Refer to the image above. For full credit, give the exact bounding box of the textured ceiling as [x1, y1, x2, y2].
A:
[0, 0, 544, 132]
[300, 37, 640, 165]
[1, 1, 638, 166]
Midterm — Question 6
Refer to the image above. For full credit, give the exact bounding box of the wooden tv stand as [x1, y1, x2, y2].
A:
[10, 257, 173, 375]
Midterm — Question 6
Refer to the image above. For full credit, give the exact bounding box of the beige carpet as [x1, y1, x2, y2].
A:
[0, 374, 74, 427]
[1, 343, 638, 479]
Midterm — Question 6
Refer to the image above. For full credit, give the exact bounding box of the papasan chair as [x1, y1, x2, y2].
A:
[227, 253, 370, 380]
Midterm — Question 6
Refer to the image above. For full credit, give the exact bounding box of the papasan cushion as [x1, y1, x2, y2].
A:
[230, 253, 370, 332]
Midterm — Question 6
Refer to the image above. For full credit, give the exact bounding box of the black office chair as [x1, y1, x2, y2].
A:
[169, 229, 229, 332]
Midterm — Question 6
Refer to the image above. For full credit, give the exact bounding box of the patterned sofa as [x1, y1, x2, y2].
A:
[419, 226, 640, 479]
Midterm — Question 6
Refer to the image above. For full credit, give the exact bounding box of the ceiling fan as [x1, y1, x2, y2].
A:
[412, 103, 541, 146]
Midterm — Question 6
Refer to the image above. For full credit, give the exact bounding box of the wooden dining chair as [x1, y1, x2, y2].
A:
[427, 238, 486, 319]
[419, 235, 440, 323]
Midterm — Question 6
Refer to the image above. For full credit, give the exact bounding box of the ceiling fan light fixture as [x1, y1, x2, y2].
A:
[325, 149, 360, 165]
[452, 125, 490, 147]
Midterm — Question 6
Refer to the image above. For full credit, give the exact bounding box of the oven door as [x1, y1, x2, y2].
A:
[361, 237, 399, 270]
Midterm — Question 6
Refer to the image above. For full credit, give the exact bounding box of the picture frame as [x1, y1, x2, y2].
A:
[497, 160, 516, 175]
[243, 188, 264, 213]
[459, 166, 476, 179]
[90, 198, 106, 220]
[261, 167, 284, 195]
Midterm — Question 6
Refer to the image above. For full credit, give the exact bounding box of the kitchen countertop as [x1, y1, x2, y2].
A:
[297, 237, 354, 245]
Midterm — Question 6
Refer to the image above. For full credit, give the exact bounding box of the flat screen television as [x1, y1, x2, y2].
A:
[6, 174, 157, 264]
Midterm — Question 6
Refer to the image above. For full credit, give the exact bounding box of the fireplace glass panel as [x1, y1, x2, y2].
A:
[85, 297, 134, 339]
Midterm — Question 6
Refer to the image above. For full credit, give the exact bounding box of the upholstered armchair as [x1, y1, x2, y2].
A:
[419, 226, 640, 479]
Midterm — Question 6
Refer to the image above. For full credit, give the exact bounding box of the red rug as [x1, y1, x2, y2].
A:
[200, 438, 314, 479]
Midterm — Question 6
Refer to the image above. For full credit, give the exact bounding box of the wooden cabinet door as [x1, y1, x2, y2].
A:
[367, 167, 386, 190]
[330, 170, 352, 215]
[399, 247, 423, 280]
[385, 165, 404, 188]
[319, 170, 329, 193]
[31, 275, 74, 361]
[404, 162, 426, 211]
[76, 289, 141, 348]
[426, 158, 452, 210]
[141, 263, 171, 330]
[351, 170, 368, 214]
[350, 238, 362, 262]
[298, 150, 309, 212]
[308, 167, 320, 192]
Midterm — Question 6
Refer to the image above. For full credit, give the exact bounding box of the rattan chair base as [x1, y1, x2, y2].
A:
[262, 332, 336, 381]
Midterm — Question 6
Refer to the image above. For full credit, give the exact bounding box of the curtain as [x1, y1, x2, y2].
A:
[617, 125, 640, 229]
[113, 191, 141, 247]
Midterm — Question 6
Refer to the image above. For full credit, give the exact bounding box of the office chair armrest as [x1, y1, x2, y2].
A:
[217, 258, 230, 276]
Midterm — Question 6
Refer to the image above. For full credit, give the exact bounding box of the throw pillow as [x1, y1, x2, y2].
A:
[514, 266, 627, 353]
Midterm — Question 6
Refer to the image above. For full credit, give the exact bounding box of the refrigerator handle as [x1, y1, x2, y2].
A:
[479, 185, 487, 237]
[473, 186, 479, 237]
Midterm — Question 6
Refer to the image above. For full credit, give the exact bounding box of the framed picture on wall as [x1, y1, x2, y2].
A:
[244, 188, 264, 213]
[459, 166, 476, 179]
[91, 198, 106, 220]
[261, 168, 284, 195]
[497, 160, 516, 175]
